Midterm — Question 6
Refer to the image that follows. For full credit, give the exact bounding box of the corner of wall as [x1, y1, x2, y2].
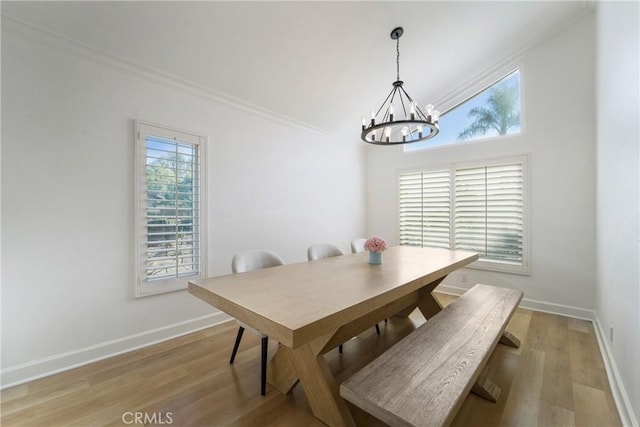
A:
[593, 314, 639, 427]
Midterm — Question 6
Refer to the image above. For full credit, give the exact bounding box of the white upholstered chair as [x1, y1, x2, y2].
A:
[229, 250, 285, 396]
[350, 238, 367, 254]
[307, 243, 345, 260]
[306, 243, 380, 353]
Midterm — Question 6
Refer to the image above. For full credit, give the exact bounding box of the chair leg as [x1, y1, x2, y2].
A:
[375, 323, 380, 335]
[229, 326, 244, 364]
[339, 344, 343, 354]
[260, 336, 268, 396]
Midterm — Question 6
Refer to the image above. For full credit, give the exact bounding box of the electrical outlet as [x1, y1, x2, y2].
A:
[609, 325, 614, 343]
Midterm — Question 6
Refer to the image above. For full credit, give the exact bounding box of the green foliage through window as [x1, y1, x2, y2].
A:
[145, 136, 200, 281]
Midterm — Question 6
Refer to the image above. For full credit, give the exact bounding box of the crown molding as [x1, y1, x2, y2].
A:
[1, 14, 332, 138]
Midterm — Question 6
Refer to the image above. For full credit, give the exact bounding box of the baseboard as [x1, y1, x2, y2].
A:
[436, 284, 596, 320]
[0, 312, 230, 389]
[593, 315, 639, 427]
[437, 284, 638, 426]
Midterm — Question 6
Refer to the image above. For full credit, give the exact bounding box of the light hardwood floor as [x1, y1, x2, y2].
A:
[1, 293, 622, 427]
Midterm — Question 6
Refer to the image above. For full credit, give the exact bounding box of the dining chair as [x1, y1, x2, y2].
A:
[350, 238, 367, 254]
[229, 249, 285, 396]
[307, 243, 345, 260]
[307, 243, 380, 354]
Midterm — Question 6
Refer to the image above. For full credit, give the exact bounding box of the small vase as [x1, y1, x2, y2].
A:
[369, 251, 382, 265]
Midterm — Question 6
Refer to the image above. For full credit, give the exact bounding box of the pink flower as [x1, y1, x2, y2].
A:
[364, 236, 388, 253]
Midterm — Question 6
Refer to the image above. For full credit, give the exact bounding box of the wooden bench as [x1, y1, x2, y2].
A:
[340, 284, 523, 427]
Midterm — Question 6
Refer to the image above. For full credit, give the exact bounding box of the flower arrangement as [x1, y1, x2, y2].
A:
[364, 236, 388, 253]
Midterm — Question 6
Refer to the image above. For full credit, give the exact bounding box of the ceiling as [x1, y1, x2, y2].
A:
[2, 1, 590, 141]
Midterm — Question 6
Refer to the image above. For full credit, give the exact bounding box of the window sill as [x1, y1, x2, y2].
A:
[466, 259, 530, 276]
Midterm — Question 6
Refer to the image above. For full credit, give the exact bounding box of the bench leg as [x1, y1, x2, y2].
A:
[499, 330, 521, 348]
[471, 370, 502, 403]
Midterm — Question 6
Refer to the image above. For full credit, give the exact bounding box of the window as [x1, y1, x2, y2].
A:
[399, 170, 451, 249]
[398, 157, 528, 274]
[405, 69, 521, 152]
[135, 121, 207, 297]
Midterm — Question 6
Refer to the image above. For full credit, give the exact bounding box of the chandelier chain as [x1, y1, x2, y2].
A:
[396, 37, 400, 81]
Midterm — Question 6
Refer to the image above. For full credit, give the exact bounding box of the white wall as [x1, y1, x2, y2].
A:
[367, 13, 597, 313]
[595, 2, 640, 424]
[0, 21, 366, 386]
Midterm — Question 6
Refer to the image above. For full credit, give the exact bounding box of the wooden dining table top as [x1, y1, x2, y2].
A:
[188, 245, 479, 349]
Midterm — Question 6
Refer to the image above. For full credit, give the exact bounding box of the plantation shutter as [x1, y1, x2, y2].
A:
[143, 134, 201, 282]
[454, 163, 523, 263]
[399, 170, 451, 248]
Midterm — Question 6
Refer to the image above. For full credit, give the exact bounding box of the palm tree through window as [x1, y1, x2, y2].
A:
[406, 70, 521, 152]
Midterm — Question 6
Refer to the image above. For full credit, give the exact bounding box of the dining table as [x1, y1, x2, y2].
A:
[188, 245, 479, 427]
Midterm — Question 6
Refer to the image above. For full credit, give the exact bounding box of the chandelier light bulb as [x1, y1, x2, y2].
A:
[425, 104, 434, 117]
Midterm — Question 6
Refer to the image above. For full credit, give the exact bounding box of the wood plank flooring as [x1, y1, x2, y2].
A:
[1, 293, 622, 427]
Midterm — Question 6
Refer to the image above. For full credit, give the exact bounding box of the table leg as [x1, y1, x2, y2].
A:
[392, 304, 417, 318]
[395, 276, 446, 320]
[288, 344, 356, 427]
[416, 285, 444, 319]
[268, 329, 336, 393]
[266, 344, 299, 394]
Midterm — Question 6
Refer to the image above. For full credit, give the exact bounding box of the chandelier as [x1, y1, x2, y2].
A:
[361, 27, 440, 145]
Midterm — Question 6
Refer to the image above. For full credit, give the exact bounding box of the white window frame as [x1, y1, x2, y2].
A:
[398, 155, 530, 275]
[135, 121, 208, 297]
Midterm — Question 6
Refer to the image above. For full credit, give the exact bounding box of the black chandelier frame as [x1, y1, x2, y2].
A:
[361, 27, 440, 145]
